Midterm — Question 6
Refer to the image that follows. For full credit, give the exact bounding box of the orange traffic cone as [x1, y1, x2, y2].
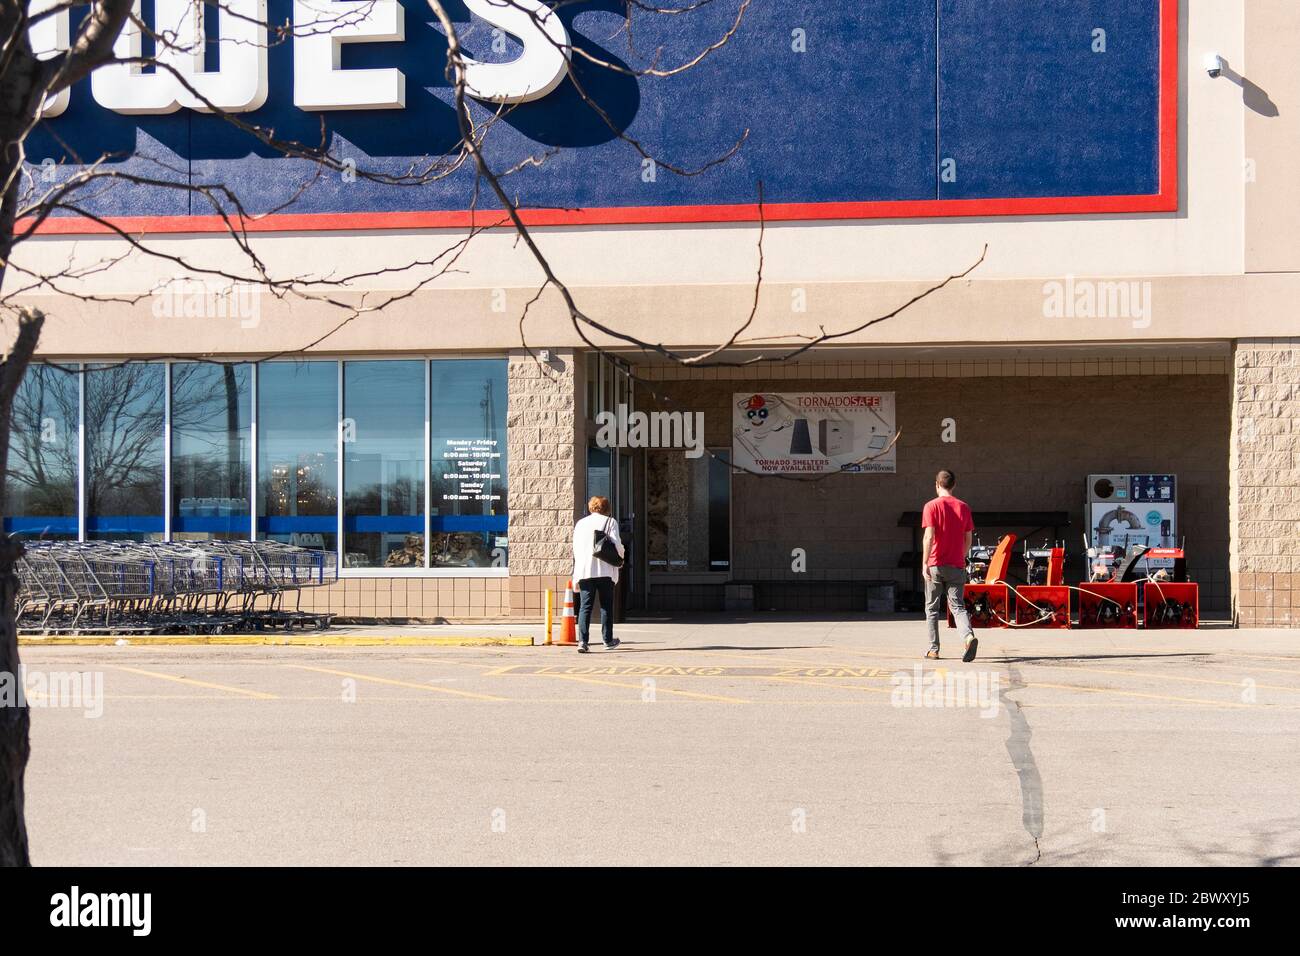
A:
[556, 580, 578, 645]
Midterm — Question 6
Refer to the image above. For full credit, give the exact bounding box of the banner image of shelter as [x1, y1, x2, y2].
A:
[732, 393, 897, 475]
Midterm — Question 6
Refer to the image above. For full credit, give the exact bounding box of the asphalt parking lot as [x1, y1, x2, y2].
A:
[17, 617, 1300, 866]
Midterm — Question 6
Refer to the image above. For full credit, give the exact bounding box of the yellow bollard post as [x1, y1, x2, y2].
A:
[544, 588, 553, 645]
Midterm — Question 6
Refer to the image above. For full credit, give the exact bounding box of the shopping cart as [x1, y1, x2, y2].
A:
[15, 540, 337, 635]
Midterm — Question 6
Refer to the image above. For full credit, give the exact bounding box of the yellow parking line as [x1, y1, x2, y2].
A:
[759, 675, 895, 697]
[107, 694, 270, 700]
[1111, 648, 1300, 665]
[1215, 662, 1300, 678]
[405, 656, 501, 671]
[1021, 680, 1251, 709]
[1217, 653, 1300, 664]
[489, 657, 965, 687]
[769, 646, 1006, 669]
[692, 650, 908, 676]
[104, 665, 278, 700]
[1089, 654, 1300, 677]
[1034, 664, 1300, 694]
[701, 651, 999, 686]
[18, 635, 534, 648]
[285, 665, 508, 702]
[535, 673, 750, 704]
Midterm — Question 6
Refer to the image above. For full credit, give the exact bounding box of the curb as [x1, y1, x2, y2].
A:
[18, 635, 536, 648]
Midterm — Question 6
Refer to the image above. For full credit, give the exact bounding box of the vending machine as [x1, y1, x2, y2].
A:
[1086, 474, 1178, 574]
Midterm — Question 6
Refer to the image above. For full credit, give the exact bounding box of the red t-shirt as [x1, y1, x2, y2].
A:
[922, 496, 974, 568]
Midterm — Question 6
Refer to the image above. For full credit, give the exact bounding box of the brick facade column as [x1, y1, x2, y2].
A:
[1230, 338, 1300, 627]
[506, 349, 580, 617]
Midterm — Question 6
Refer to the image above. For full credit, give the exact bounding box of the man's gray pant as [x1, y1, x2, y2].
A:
[926, 565, 973, 651]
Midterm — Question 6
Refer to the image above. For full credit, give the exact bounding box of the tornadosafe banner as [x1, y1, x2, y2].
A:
[732, 392, 897, 476]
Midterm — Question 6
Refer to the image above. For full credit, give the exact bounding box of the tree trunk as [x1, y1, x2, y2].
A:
[0, 534, 30, 867]
[0, 315, 39, 866]
[0, 299, 45, 869]
[0, 0, 57, 867]
[0, 311, 43, 868]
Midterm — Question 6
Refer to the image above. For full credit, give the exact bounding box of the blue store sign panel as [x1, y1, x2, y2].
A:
[26, 0, 1177, 233]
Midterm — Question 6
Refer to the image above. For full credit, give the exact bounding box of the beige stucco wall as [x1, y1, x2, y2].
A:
[19, 272, 1300, 358]
[1245, 1, 1300, 273]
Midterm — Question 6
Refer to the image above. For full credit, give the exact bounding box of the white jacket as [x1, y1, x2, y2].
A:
[572, 512, 625, 585]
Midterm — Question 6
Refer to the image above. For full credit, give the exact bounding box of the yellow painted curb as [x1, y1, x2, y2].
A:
[18, 635, 536, 648]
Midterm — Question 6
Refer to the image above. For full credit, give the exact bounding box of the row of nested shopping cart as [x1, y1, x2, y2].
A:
[16, 540, 338, 634]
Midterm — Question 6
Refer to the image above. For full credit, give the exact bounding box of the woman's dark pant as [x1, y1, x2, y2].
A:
[577, 576, 615, 645]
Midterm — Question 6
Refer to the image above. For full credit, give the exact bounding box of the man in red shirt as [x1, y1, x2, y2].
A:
[921, 469, 977, 662]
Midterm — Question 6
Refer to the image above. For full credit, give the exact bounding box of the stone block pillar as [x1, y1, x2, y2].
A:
[506, 349, 580, 617]
[1230, 338, 1300, 626]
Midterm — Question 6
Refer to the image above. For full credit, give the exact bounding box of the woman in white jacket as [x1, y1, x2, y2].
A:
[571, 496, 625, 652]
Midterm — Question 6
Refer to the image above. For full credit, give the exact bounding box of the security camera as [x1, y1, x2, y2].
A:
[1204, 52, 1224, 78]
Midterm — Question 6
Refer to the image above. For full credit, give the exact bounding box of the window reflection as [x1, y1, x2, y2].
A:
[257, 362, 338, 552]
[5, 357, 512, 570]
[343, 361, 424, 568]
[85, 363, 165, 540]
[646, 449, 730, 573]
[171, 363, 251, 540]
[430, 360, 508, 568]
[587, 446, 612, 501]
[4, 364, 79, 539]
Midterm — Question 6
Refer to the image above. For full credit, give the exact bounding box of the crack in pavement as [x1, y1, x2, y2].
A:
[1002, 662, 1044, 864]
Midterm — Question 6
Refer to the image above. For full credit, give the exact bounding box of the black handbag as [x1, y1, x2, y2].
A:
[593, 518, 625, 568]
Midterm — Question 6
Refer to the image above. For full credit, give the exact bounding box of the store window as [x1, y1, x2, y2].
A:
[587, 446, 612, 502]
[257, 362, 338, 552]
[85, 363, 165, 540]
[171, 363, 252, 540]
[3, 356, 512, 572]
[429, 360, 508, 568]
[585, 353, 599, 419]
[646, 448, 730, 573]
[615, 365, 630, 413]
[4, 364, 79, 539]
[601, 358, 615, 415]
[342, 360, 424, 568]
[586, 351, 631, 422]
[707, 450, 732, 571]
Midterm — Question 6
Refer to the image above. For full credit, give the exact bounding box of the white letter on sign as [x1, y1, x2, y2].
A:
[92, 0, 180, 113]
[461, 0, 570, 104]
[161, 0, 269, 112]
[294, 0, 405, 111]
[28, 0, 70, 118]
[92, 0, 268, 114]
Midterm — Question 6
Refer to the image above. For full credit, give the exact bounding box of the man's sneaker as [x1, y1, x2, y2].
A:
[925, 649, 940, 660]
[604, 637, 621, 650]
[577, 643, 590, 654]
[962, 636, 979, 663]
